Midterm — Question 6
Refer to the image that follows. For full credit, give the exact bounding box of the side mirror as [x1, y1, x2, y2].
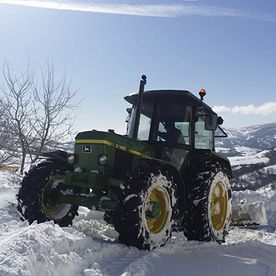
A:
[217, 116, 224, 125]
[125, 108, 132, 123]
[205, 114, 217, 131]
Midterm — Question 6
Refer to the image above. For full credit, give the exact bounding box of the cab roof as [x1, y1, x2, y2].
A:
[124, 90, 216, 115]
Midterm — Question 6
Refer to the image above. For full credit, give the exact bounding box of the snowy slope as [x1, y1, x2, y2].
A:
[217, 123, 276, 150]
[229, 149, 270, 166]
[1, 171, 276, 276]
[216, 123, 276, 190]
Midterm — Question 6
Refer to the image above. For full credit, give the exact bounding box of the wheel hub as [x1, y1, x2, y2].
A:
[146, 201, 161, 219]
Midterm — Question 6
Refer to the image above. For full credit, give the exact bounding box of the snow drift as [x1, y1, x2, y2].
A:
[1, 170, 276, 276]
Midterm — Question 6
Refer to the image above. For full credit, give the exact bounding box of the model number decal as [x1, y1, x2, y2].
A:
[115, 144, 127, 151]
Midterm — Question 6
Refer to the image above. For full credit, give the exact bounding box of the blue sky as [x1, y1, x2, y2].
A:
[0, 0, 275, 134]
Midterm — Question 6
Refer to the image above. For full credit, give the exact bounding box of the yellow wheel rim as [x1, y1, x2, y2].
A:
[42, 175, 71, 220]
[145, 187, 170, 234]
[210, 181, 228, 231]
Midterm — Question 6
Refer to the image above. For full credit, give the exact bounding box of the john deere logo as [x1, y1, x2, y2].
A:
[82, 145, 92, 153]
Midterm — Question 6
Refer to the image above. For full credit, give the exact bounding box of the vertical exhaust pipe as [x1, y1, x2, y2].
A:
[133, 75, 147, 140]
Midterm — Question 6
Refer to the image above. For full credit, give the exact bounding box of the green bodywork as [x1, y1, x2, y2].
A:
[53, 130, 155, 210]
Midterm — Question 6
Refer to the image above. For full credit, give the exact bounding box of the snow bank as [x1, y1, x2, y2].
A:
[232, 199, 267, 225]
[1, 170, 276, 276]
[232, 184, 276, 229]
[0, 170, 21, 191]
[0, 171, 22, 209]
[0, 208, 141, 276]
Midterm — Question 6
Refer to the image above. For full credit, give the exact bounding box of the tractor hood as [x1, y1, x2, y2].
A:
[75, 130, 155, 158]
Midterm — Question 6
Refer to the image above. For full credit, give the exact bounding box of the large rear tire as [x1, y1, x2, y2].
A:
[183, 162, 232, 243]
[17, 160, 78, 227]
[113, 166, 177, 250]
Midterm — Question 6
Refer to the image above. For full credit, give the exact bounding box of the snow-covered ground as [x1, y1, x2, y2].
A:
[1, 170, 276, 276]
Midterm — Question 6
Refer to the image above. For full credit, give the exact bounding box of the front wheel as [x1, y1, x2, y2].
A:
[17, 160, 78, 227]
[183, 163, 232, 243]
[113, 167, 177, 250]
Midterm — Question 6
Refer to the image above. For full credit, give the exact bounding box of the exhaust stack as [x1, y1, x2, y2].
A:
[133, 75, 147, 140]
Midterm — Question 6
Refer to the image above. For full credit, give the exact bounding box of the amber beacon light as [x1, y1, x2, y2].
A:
[199, 88, 206, 101]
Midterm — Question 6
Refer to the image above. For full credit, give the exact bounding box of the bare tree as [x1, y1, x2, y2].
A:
[0, 64, 33, 173]
[30, 64, 77, 163]
[0, 63, 77, 174]
[0, 98, 18, 164]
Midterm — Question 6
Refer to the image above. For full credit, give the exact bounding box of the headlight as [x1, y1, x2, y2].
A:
[67, 154, 75, 164]
[98, 154, 108, 166]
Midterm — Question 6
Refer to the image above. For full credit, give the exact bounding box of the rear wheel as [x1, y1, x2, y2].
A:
[113, 167, 177, 250]
[183, 163, 232, 243]
[17, 160, 78, 226]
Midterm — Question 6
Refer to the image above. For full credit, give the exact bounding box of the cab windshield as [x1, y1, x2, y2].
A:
[127, 100, 192, 145]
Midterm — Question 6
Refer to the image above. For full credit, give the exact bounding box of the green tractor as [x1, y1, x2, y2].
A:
[17, 75, 232, 250]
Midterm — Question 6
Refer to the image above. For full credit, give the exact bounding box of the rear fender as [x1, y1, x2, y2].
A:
[40, 150, 69, 162]
[134, 157, 181, 179]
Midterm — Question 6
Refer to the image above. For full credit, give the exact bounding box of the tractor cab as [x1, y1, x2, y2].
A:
[125, 89, 220, 146]
[125, 84, 225, 169]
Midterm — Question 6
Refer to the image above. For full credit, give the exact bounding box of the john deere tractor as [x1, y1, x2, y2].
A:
[17, 75, 232, 250]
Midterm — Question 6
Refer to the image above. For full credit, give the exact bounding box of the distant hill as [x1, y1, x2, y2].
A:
[216, 122, 276, 191]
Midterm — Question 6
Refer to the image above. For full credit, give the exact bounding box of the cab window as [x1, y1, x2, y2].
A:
[138, 113, 151, 140]
[157, 103, 192, 145]
[195, 115, 214, 149]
